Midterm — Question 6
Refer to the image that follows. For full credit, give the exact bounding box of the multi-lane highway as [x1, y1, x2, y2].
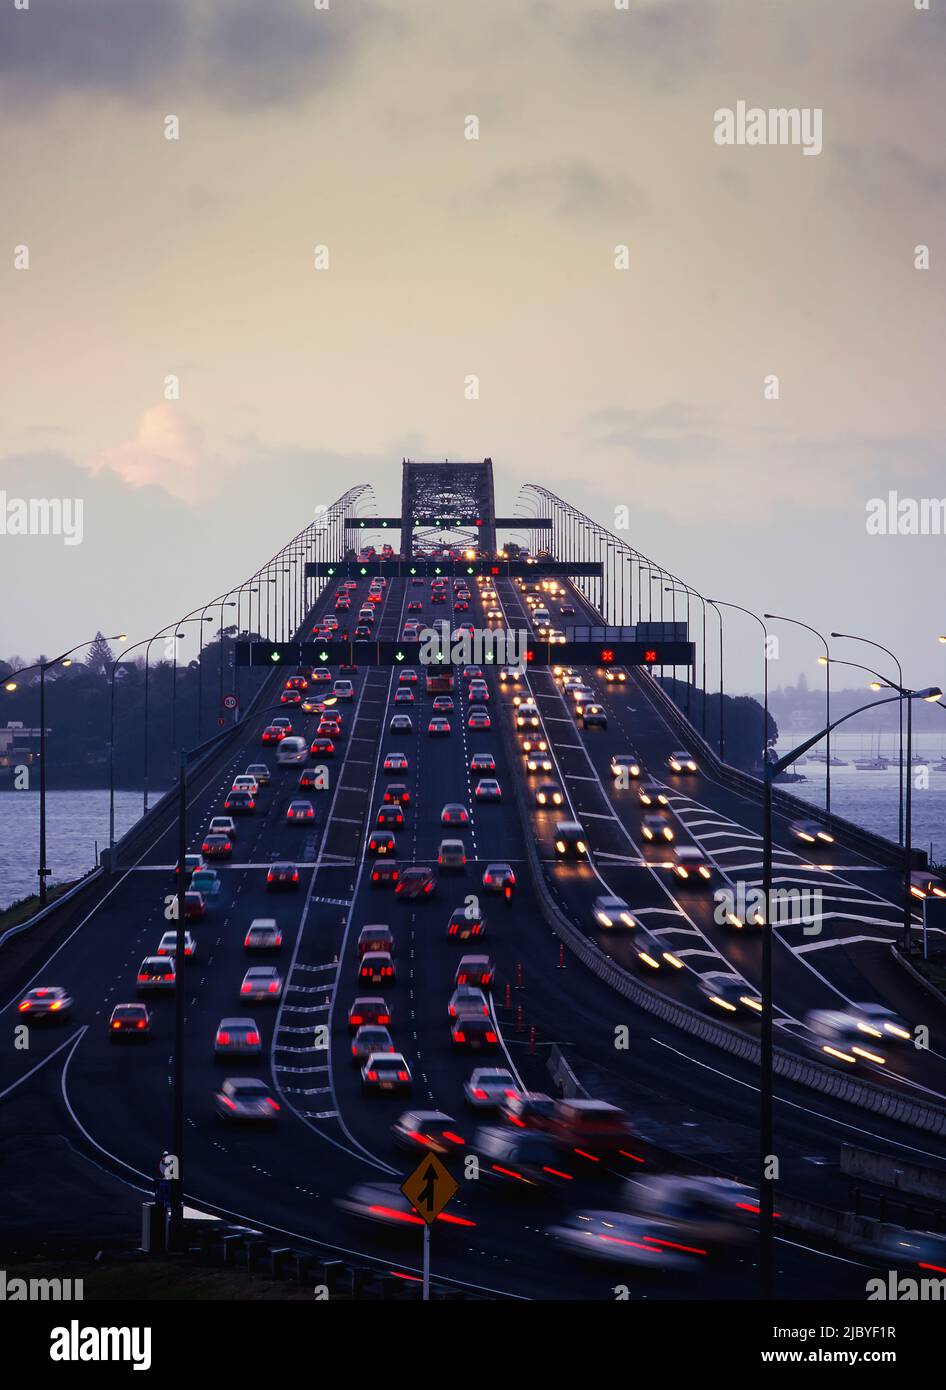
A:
[3, 556, 945, 1301]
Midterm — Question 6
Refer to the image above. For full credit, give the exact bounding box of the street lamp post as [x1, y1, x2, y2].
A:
[765, 614, 831, 822]
[6, 633, 126, 903]
[707, 600, 725, 759]
[709, 599, 769, 770]
[758, 685, 940, 1298]
[832, 633, 905, 846]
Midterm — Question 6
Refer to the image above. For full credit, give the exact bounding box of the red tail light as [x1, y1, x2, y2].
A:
[437, 1212, 476, 1227]
[217, 1031, 230, 1045]
[349, 1014, 363, 1025]
[241, 984, 252, 994]
[367, 1070, 378, 1081]
[543, 1165, 573, 1180]
[246, 1032, 260, 1046]
[221, 1095, 237, 1110]
[266, 1098, 280, 1111]
[268, 982, 279, 992]
[457, 973, 468, 984]
[111, 1020, 121, 1029]
[377, 1014, 390, 1025]
[485, 1031, 497, 1042]
[574, 1148, 600, 1161]
[397, 1071, 409, 1081]
[454, 1030, 466, 1042]
[137, 975, 148, 983]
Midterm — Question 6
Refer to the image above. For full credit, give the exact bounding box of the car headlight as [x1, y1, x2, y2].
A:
[555, 840, 566, 853]
[596, 911, 613, 927]
[576, 841, 586, 854]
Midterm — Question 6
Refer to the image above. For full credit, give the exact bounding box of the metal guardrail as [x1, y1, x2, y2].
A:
[0, 867, 104, 951]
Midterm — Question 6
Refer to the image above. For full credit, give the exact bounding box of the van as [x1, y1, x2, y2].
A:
[276, 736, 308, 766]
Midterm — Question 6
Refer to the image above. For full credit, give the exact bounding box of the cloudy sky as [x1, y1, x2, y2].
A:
[1, 0, 944, 696]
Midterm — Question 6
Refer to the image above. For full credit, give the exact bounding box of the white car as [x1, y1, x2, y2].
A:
[333, 680, 355, 701]
[208, 816, 237, 840]
[231, 775, 258, 795]
[548, 1210, 705, 1270]
[789, 819, 834, 845]
[463, 1067, 521, 1110]
[215, 1077, 280, 1123]
[156, 929, 196, 959]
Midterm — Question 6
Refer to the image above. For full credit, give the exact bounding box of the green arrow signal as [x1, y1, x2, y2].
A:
[270, 651, 281, 662]
[395, 651, 405, 663]
[360, 567, 367, 575]
[409, 567, 417, 575]
[319, 651, 329, 662]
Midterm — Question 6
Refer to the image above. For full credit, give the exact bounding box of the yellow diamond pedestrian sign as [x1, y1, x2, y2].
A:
[400, 1154, 458, 1225]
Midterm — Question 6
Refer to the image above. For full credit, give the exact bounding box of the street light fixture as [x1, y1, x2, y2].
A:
[5, 633, 127, 903]
[764, 614, 832, 822]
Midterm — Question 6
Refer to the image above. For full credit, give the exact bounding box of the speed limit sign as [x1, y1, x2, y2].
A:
[223, 694, 238, 711]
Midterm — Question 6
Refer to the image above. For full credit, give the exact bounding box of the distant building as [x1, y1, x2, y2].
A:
[0, 721, 45, 778]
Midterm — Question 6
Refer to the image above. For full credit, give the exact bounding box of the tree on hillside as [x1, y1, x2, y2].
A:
[85, 632, 114, 674]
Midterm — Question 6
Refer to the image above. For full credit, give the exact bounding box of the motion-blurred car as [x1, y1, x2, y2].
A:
[850, 1003, 912, 1042]
[451, 1015, 499, 1050]
[357, 925, 394, 957]
[156, 929, 196, 959]
[624, 1175, 759, 1252]
[554, 821, 588, 859]
[368, 830, 397, 857]
[361, 1052, 412, 1092]
[215, 1077, 280, 1123]
[501, 1091, 557, 1131]
[448, 985, 489, 1019]
[804, 1009, 888, 1067]
[789, 818, 835, 845]
[266, 862, 299, 890]
[549, 1099, 637, 1159]
[359, 951, 396, 985]
[245, 763, 271, 785]
[697, 972, 763, 1018]
[455, 955, 494, 989]
[240, 966, 282, 1001]
[482, 863, 515, 895]
[108, 1003, 151, 1039]
[348, 996, 391, 1029]
[547, 1210, 704, 1269]
[474, 778, 502, 802]
[201, 832, 233, 859]
[464, 1068, 521, 1110]
[351, 1025, 395, 1065]
[670, 846, 712, 881]
[214, 1017, 261, 1057]
[641, 813, 675, 843]
[190, 867, 221, 898]
[392, 1110, 465, 1155]
[438, 839, 467, 870]
[336, 1182, 475, 1230]
[592, 895, 637, 929]
[472, 1127, 574, 1190]
[244, 919, 283, 951]
[535, 781, 564, 807]
[909, 871, 946, 900]
[394, 866, 435, 898]
[441, 803, 470, 826]
[17, 986, 73, 1018]
[184, 890, 207, 920]
[632, 929, 685, 973]
[136, 958, 175, 993]
[447, 908, 486, 940]
[370, 859, 401, 888]
[638, 779, 669, 807]
[668, 750, 698, 773]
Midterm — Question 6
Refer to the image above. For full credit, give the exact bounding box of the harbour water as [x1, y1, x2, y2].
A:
[0, 790, 166, 910]
[776, 731, 946, 865]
